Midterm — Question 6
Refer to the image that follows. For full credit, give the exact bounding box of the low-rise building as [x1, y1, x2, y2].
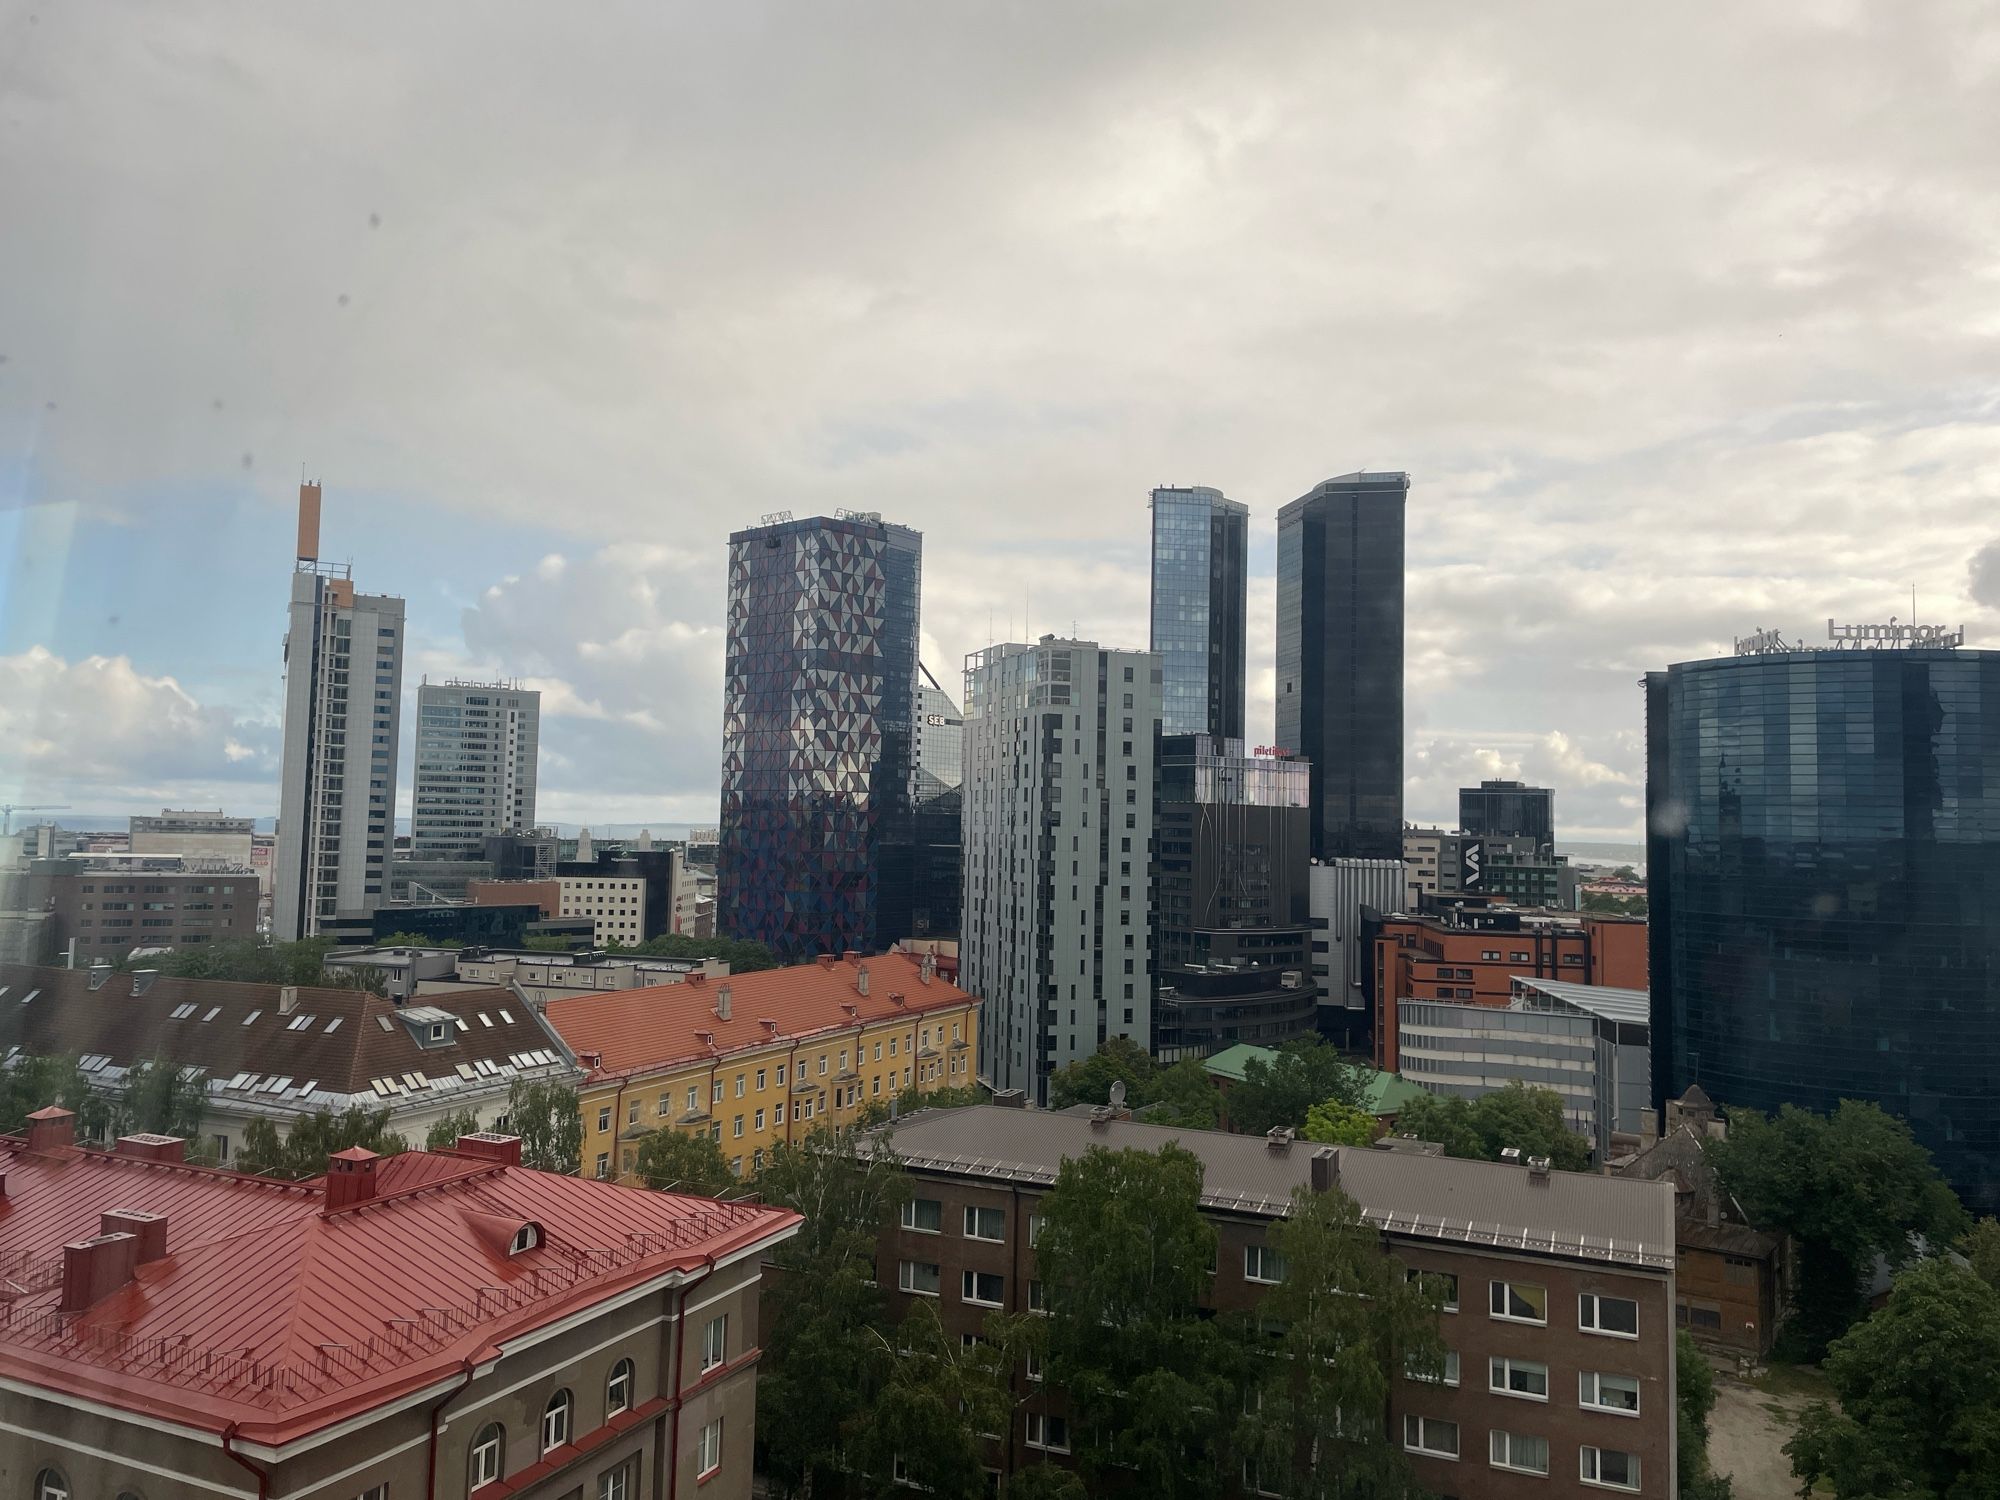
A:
[872, 1105, 1679, 1495]
[0, 962, 579, 1165]
[40, 853, 260, 960]
[1201, 1042, 1429, 1133]
[545, 951, 979, 1184]
[0, 1111, 797, 1499]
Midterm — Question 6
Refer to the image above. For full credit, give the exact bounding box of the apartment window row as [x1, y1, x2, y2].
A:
[900, 1199, 1004, 1242]
[1489, 1280, 1641, 1338]
[467, 1351, 647, 1493]
[1398, 1418, 1642, 1491]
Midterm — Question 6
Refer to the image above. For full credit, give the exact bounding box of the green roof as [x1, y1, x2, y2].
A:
[1361, 1070, 1430, 1115]
[1202, 1044, 1280, 1083]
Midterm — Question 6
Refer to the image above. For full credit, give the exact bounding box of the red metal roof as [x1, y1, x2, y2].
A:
[543, 951, 976, 1080]
[0, 1133, 798, 1444]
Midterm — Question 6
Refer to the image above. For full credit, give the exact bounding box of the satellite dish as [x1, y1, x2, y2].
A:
[1108, 1080, 1127, 1109]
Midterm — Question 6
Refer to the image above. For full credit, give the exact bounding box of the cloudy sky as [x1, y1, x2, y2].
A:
[4, 1, 1999, 841]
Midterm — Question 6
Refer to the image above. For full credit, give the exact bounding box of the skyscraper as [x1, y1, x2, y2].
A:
[913, 663, 964, 800]
[1275, 472, 1408, 861]
[1459, 778, 1555, 845]
[1648, 633, 2000, 1213]
[961, 637, 1159, 1101]
[410, 680, 541, 859]
[718, 511, 921, 961]
[273, 482, 405, 940]
[1149, 485, 1248, 740]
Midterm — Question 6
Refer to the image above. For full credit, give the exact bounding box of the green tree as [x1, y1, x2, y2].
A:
[1228, 1038, 1367, 1136]
[425, 1105, 486, 1151]
[633, 1126, 735, 1196]
[379, 931, 462, 949]
[1710, 1100, 1970, 1357]
[1788, 1258, 2000, 1499]
[1675, 1330, 1734, 1500]
[1390, 1084, 1589, 1171]
[1302, 1096, 1377, 1146]
[1387, 1091, 1484, 1159]
[1144, 1058, 1221, 1129]
[503, 1078, 583, 1174]
[520, 933, 578, 952]
[1967, 1217, 2000, 1292]
[1047, 1036, 1156, 1110]
[756, 1125, 912, 1497]
[1006, 1466, 1088, 1500]
[611, 933, 781, 972]
[1036, 1142, 1235, 1498]
[852, 1300, 1028, 1499]
[0, 1054, 92, 1135]
[115, 1057, 210, 1140]
[154, 936, 384, 990]
[1239, 1183, 1445, 1500]
[235, 1105, 409, 1179]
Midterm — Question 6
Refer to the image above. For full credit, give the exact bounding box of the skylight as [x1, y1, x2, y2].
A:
[241, 1009, 261, 1025]
[170, 1003, 197, 1019]
[477, 1013, 494, 1028]
[325, 1017, 343, 1034]
[20, 989, 40, 1005]
[499, 1009, 515, 1024]
[201, 1006, 221, 1022]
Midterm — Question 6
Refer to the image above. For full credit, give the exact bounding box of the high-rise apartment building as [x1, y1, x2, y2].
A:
[1460, 778, 1555, 844]
[1276, 472, 1408, 861]
[1149, 485, 1248, 740]
[719, 512, 921, 961]
[960, 638, 1160, 1102]
[1648, 634, 2000, 1213]
[410, 679, 541, 859]
[274, 483, 404, 941]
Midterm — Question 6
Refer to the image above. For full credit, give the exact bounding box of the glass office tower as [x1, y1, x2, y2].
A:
[1150, 486, 1248, 741]
[1647, 646, 2000, 1213]
[719, 512, 920, 961]
[1275, 472, 1408, 861]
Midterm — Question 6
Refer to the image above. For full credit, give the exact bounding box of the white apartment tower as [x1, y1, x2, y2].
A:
[960, 636, 1160, 1103]
[273, 482, 405, 940]
[410, 679, 541, 859]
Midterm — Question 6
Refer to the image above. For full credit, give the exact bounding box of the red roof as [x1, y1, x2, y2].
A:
[0, 1133, 798, 1444]
[544, 951, 976, 1080]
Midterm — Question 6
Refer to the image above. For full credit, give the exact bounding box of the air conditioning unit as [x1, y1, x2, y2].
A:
[1280, 970, 1302, 990]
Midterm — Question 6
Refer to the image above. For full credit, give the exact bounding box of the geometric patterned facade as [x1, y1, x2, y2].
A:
[718, 514, 920, 962]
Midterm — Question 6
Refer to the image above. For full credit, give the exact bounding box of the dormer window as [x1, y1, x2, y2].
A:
[429, 1022, 450, 1044]
[510, 1224, 540, 1254]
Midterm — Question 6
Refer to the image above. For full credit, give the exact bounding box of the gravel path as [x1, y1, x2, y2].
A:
[1707, 1368, 1825, 1499]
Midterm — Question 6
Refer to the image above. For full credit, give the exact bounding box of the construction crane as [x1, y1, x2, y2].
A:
[1, 804, 70, 837]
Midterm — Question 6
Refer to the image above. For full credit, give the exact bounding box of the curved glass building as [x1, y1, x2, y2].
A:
[1646, 646, 2000, 1212]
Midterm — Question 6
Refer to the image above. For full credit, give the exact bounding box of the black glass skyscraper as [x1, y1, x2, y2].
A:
[718, 513, 920, 961]
[1647, 646, 2000, 1213]
[1459, 779, 1555, 845]
[1275, 472, 1408, 861]
[1150, 486, 1248, 741]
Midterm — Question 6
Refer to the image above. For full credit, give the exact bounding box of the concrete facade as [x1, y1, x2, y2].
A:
[410, 679, 542, 860]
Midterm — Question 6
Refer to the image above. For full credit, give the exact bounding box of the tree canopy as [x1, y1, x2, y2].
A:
[607, 933, 779, 972]
[1301, 1096, 1376, 1146]
[503, 1077, 583, 1174]
[424, 1105, 485, 1151]
[1047, 1036, 1157, 1110]
[1226, 1038, 1368, 1136]
[851, 1299, 1029, 1499]
[1390, 1082, 1590, 1172]
[633, 1126, 735, 1197]
[0, 1054, 92, 1135]
[235, 1104, 408, 1179]
[1967, 1217, 2000, 1293]
[152, 936, 385, 992]
[1708, 1100, 1969, 1357]
[1788, 1258, 2000, 1499]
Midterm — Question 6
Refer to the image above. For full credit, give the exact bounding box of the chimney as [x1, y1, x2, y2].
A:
[87, 963, 112, 991]
[1527, 1155, 1552, 1182]
[716, 984, 733, 1021]
[102, 1209, 169, 1263]
[685, 971, 706, 987]
[454, 1132, 523, 1167]
[1499, 1146, 1523, 1166]
[889, 991, 906, 1008]
[842, 951, 860, 964]
[579, 1049, 603, 1070]
[116, 1133, 186, 1164]
[919, 953, 935, 985]
[1310, 1147, 1339, 1194]
[279, 985, 300, 1016]
[324, 1147, 381, 1210]
[1089, 1106, 1113, 1130]
[26, 1107, 75, 1153]
[856, 966, 870, 998]
[130, 969, 160, 997]
[1266, 1126, 1296, 1155]
[296, 480, 323, 562]
[818, 954, 837, 970]
[61, 1233, 140, 1312]
[760, 1018, 780, 1038]
[991, 1089, 1026, 1110]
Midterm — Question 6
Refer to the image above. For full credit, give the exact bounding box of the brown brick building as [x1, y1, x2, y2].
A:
[872, 1106, 1679, 1497]
[41, 855, 258, 960]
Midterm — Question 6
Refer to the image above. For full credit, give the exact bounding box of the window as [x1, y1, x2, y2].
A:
[1489, 1356, 1549, 1401]
[1490, 1429, 1550, 1475]
[597, 1459, 633, 1500]
[541, 1389, 572, 1453]
[899, 1260, 941, 1296]
[1028, 1214, 1042, 1247]
[596, 1106, 611, 1132]
[733, 1115, 744, 1138]
[902, 1198, 942, 1233]
[594, 1152, 610, 1179]
[1244, 1458, 1281, 1497]
[1582, 1446, 1642, 1491]
[964, 1205, 1004, 1241]
[1490, 1279, 1547, 1324]
[1580, 1292, 1640, 1338]
[1406, 1348, 1461, 1386]
[1579, 1370, 1641, 1414]
[509, 1223, 540, 1254]
[1245, 1244, 1288, 1284]
[1027, 1279, 1046, 1313]
[627, 1099, 641, 1126]
[686, 1086, 699, 1113]
[1025, 1347, 1043, 1382]
[1679, 1301, 1723, 1330]
[1025, 1413, 1070, 1453]
[703, 1313, 728, 1371]
[606, 1357, 633, 1415]
[754, 1108, 765, 1131]
[962, 1270, 1004, 1306]
[34, 1471, 70, 1500]
[696, 1417, 722, 1478]
[1408, 1267, 1459, 1311]
[1402, 1414, 1459, 1458]
[470, 1423, 504, 1488]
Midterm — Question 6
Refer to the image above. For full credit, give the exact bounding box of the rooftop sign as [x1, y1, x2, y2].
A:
[1734, 619, 1965, 656]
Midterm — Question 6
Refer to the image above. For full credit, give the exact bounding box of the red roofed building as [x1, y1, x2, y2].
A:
[545, 950, 979, 1184]
[0, 1109, 798, 1499]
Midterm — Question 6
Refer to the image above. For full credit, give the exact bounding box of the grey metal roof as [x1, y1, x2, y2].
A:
[1512, 976, 1650, 1025]
[879, 1106, 1674, 1272]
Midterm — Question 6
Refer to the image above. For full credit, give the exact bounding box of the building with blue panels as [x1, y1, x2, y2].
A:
[1149, 485, 1248, 741]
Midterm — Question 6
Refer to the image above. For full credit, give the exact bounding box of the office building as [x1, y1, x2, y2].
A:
[873, 1105, 1677, 1495]
[545, 950, 978, 1183]
[1276, 472, 1408, 860]
[1398, 976, 1652, 1162]
[1154, 736, 1316, 1060]
[1309, 857, 1404, 1044]
[1406, 827, 1578, 912]
[410, 678, 541, 858]
[0, 1114, 796, 1499]
[915, 663, 965, 798]
[1648, 631, 2000, 1213]
[127, 809, 254, 865]
[719, 512, 921, 961]
[1460, 780, 1555, 844]
[961, 638, 1159, 1101]
[40, 854, 257, 958]
[1149, 485, 1248, 740]
[273, 481, 406, 940]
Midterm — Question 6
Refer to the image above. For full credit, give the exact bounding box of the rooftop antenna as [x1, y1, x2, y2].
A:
[1108, 1079, 1126, 1110]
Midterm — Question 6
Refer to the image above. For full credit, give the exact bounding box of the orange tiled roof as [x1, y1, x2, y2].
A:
[543, 951, 976, 1080]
